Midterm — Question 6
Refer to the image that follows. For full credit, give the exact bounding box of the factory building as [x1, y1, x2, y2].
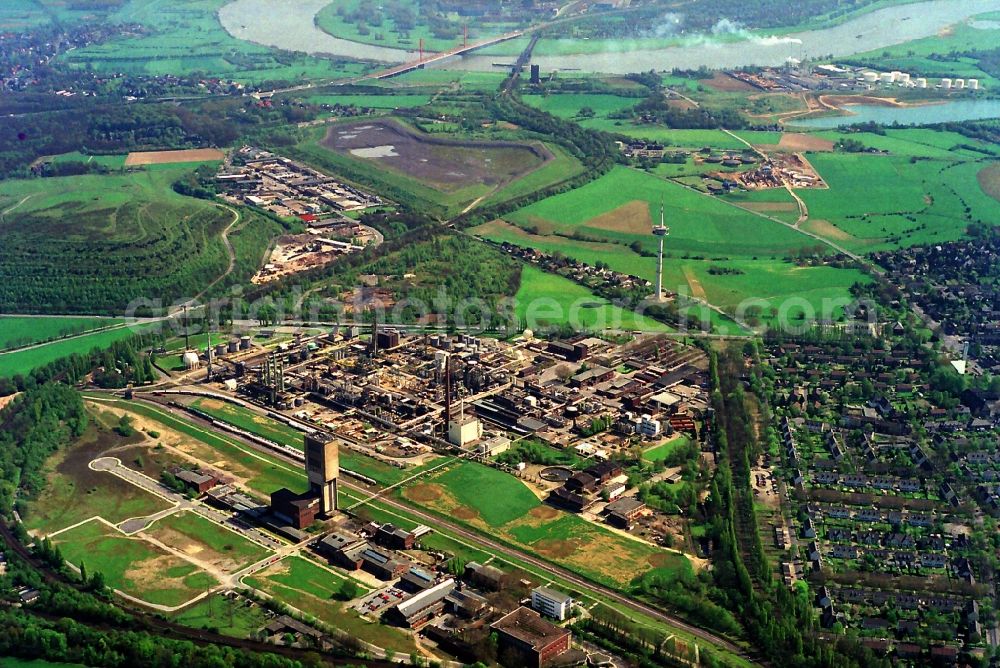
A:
[448, 414, 483, 447]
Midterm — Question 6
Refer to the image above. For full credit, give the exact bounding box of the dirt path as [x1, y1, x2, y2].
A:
[784, 184, 809, 227]
[176, 203, 240, 312]
[682, 266, 708, 301]
[1, 194, 34, 218]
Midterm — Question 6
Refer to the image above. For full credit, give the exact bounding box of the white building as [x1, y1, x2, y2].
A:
[638, 415, 662, 438]
[477, 436, 511, 457]
[531, 586, 573, 621]
[449, 415, 483, 447]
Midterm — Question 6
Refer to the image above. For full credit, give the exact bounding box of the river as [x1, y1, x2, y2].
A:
[789, 98, 1000, 128]
[219, 0, 1000, 73]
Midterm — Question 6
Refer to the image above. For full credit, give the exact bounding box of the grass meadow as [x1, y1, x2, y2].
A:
[53, 520, 217, 607]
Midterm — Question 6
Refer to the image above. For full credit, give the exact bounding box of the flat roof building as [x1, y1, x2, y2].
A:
[531, 586, 573, 621]
[491, 607, 572, 668]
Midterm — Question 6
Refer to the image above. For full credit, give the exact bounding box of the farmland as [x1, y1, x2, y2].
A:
[401, 461, 691, 587]
[0, 323, 153, 380]
[477, 166, 867, 326]
[796, 137, 1000, 251]
[52, 519, 218, 608]
[0, 167, 236, 315]
[515, 265, 670, 333]
[58, 0, 371, 83]
[0, 316, 122, 352]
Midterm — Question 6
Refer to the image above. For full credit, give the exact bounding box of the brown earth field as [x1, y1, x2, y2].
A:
[124, 148, 225, 165]
[320, 119, 553, 191]
[777, 134, 835, 152]
[705, 72, 756, 92]
[977, 163, 1000, 203]
[582, 200, 653, 235]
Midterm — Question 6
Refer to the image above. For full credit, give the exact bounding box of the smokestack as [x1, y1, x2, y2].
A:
[444, 354, 452, 434]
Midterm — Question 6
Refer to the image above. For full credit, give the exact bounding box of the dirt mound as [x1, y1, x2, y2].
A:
[535, 538, 579, 559]
[453, 507, 479, 521]
[528, 506, 559, 520]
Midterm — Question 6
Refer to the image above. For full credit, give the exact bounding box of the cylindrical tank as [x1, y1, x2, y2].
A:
[955, 78, 966, 89]
[916, 78, 928, 89]
[862, 71, 879, 83]
[228, 339, 239, 353]
[215, 343, 226, 357]
[897, 72, 910, 84]
[239, 336, 251, 350]
[182, 351, 200, 370]
[941, 78, 952, 89]
[880, 72, 894, 84]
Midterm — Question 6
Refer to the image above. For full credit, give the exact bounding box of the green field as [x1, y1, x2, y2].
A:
[475, 166, 865, 326]
[0, 324, 155, 380]
[303, 93, 432, 109]
[172, 594, 269, 637]
[401, 461, 690, 587]
[0, 316, 123, 352]
[515, 265, 670, 333]
[522, 93, 641, 120]
[0, 167, 234, 314]
[59, 0, 371, 83]
[314, 0, 526, 55]
[643, 435, 693, 463]
[53, 520, 217, 607]
[797, 140, 1000, 250]
[146, 511, 273, 572]
[243, 556, 417, 653]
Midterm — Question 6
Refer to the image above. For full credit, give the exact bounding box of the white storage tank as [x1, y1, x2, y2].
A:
[955, 78, 966, 89]
[940, 78, 953, 89]
[969, 79, 980, 90]
[182, 351, 200, 370]
[862, 71, 879, 83]
[915, 77, 928, 88]
[880, 72, 895, 84]
[897, 72, 910, 84]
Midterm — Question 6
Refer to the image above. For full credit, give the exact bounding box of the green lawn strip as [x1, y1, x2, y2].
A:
[52, 519, 218, 608]
[171, 593, 270, 637]
[0, 316, 125, 351]
[146, 511, 273, 571]
[0, 324, 156, 379]
[642, 435, 693, 463]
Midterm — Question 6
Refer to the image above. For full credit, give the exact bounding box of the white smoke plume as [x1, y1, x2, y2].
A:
[711, 18, 803, 46]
